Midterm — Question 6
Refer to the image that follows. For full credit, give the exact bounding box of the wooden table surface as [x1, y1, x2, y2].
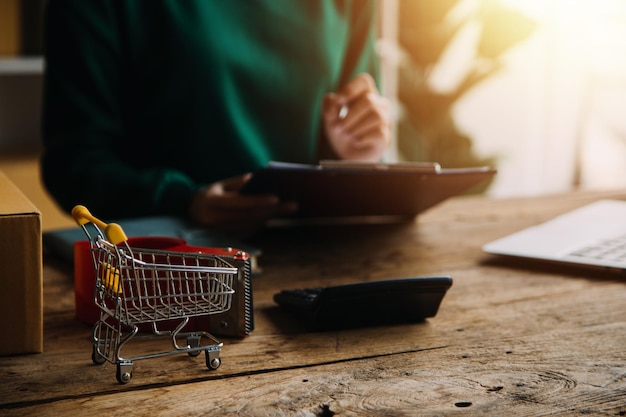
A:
[2, 191, 626, 416]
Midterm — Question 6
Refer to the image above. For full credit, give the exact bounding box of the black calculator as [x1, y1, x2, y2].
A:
[273, 276, 452, 330]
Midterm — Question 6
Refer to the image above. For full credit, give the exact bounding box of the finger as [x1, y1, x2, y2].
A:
[220, 173, 253, 192]
[346, 120, 391, 149]
[340, 93, 390, 133]
[337, 73, 378, 106]
[327, 74, 379, 124]
[323, 92, 345, 123]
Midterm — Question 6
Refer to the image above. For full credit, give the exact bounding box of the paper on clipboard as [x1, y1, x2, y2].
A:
[240, 161, 496, 219]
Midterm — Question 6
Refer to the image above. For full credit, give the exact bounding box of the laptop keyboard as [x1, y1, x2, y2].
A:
[567, 234, 626, 263]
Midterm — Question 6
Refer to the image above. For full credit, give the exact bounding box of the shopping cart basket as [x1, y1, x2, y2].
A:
[72, 205, 239, 384]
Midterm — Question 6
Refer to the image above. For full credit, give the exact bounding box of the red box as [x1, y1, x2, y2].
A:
[74, 236, 253, 337]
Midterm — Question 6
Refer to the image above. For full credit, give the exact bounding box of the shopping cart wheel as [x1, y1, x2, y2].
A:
[92, 345, 106, 365]
[116, 361, 133, 384]
[205, 350, 221, 370]
[187, 334, 202, 357]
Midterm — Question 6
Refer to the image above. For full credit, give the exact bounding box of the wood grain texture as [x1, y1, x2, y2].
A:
[2, 190, 626, 416]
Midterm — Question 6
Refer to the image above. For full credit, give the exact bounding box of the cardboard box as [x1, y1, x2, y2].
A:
[0, 169, 42, 355]
[0, 0, 20, 56]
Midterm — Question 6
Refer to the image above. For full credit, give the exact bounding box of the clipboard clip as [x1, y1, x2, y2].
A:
[319, 160, 442, 173]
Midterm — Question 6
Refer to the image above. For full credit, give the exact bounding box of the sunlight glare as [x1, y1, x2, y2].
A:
[503, 0, 626, 76]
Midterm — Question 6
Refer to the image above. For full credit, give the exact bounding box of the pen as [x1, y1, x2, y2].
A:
[338, 104, 349, 120]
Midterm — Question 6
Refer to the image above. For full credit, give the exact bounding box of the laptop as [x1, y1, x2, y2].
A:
[482, 199, 626, 270]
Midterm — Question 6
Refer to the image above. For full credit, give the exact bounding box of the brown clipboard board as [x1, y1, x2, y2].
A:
[240, 161, 496, 219]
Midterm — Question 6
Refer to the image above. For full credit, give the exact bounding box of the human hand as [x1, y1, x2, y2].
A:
[322, 73, 391, 162]
[189, 174, 297, 230]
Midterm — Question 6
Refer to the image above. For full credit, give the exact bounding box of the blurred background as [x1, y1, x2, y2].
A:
[2, 0, 626, 230]
[381, 0, 626, 197]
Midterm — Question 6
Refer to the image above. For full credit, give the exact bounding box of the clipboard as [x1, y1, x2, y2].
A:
[240, 161, 496, 219]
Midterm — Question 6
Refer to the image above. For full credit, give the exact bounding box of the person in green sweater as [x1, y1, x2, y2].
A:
[41, 0, 390, 229]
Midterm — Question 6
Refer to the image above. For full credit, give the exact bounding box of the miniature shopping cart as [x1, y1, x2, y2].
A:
[72, 205, 239, 384]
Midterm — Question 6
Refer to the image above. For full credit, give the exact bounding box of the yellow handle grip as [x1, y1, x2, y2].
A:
[71, 205, 128, 245]
[71, 205, 102, 226]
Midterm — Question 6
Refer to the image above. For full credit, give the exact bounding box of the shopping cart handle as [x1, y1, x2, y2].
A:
[72, 205, 97, 226]
[72, 205, 128, 245]
[103, 224, 128, 245]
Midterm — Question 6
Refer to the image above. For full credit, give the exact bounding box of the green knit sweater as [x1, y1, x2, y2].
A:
[41, 0, 379, 219]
